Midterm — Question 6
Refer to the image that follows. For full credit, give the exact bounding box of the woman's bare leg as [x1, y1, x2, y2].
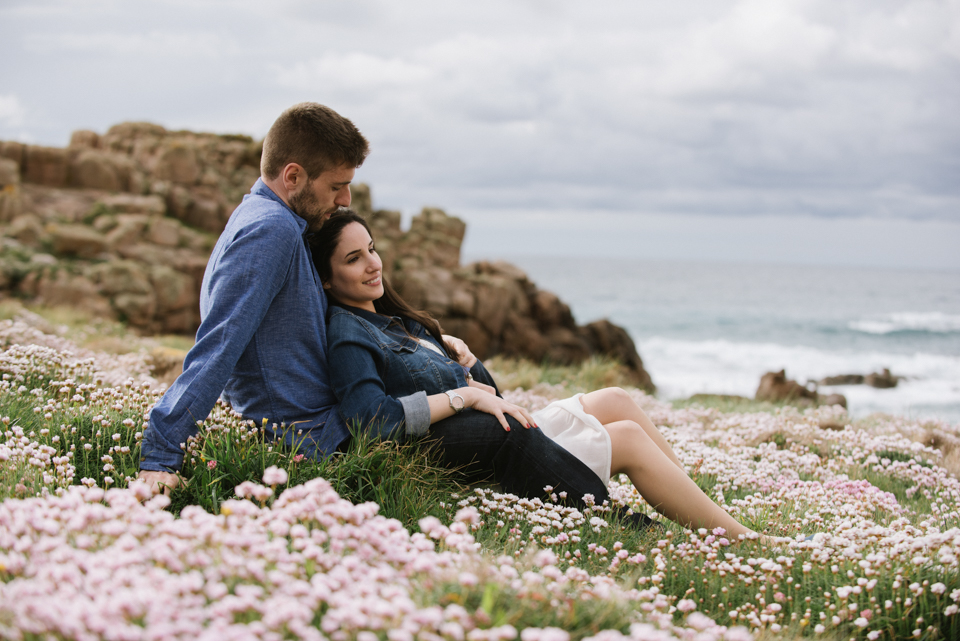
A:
[606, 419, 756, 541]
[580, 388, 685, 469]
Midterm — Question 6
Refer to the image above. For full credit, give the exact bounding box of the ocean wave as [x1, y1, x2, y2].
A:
[848, 312, 960, 335]
[637, 336, 960, 424]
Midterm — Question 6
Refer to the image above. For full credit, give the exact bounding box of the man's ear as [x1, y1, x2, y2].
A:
[322, 281, 331, 290]
[280, 163, 306, 193]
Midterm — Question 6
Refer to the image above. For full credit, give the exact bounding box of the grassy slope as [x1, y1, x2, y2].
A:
[1, 304, 959, 639]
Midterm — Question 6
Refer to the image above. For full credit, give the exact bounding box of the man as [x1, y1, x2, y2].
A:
[138, 103, 622, 518]
[139, 102, 369, 492]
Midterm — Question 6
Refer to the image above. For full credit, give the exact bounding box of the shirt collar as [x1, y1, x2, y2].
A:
[250, 178, 309, 236]
[332, 302, 418, 334]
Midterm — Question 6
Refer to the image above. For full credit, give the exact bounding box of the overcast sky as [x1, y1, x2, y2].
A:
[2, 0, 958, 269]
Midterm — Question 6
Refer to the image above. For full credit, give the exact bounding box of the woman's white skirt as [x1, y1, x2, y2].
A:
[532, 393, 612, 486]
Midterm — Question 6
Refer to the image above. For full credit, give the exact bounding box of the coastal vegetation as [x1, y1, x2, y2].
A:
[1, 306, 959, 640]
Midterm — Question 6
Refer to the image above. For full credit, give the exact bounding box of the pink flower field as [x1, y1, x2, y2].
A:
[1, 313, 958, 640]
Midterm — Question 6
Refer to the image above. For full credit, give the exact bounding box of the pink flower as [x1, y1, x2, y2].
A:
[677, 599, 697, 613]
[533, 550, 558, 568]
[234, 481, 264, 499]
[521, 628, 568, 641]
[207, 460, 217, 470]
[262, 466, 287, 486]
[686, 612, 716, 631]
[454, 506, 480, 526]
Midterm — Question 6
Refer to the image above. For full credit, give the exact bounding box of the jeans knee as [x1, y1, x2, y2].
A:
[502, 417, 539, 445]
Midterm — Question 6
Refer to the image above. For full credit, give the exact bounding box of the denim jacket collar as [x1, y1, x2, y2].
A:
[331, 302, 422, 336]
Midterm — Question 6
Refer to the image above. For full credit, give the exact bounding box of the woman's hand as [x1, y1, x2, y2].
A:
[442, 334, 477, 368]
[462, 387, 538, 432]
[467, 378, 497, 396]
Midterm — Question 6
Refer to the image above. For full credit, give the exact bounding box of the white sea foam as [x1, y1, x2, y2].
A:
[639, 337, 960, 425]
[849, 312, 960, 335]
[500, 256, 960, 424]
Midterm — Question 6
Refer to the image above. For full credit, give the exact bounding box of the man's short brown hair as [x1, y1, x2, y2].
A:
[260, 102, 370, 180]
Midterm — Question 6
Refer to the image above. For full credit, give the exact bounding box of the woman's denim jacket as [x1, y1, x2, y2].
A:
[327, 303, 468, 439]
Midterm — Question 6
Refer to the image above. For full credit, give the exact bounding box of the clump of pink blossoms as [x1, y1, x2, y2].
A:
[0, 480, 740, 640]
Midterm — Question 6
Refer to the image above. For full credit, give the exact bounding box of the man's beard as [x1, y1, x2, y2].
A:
[289, 189, 332, 231]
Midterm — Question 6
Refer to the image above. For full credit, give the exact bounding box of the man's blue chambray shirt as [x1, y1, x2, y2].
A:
[140, 179, 357, 471]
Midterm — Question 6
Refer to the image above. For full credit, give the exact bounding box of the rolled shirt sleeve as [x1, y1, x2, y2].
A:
[399, 391, 430, 437]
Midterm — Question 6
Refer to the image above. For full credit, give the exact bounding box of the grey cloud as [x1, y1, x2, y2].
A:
[0, 0, 956, 224]
[0, 95, 26, 129]
[23, 30, 244, 58]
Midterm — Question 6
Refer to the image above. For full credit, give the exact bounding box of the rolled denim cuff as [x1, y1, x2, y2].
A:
[399, 391, 430, 437]
[138, 458, 182, 473]
[138, 423, 185, 472]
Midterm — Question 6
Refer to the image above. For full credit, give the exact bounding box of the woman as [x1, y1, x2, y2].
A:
[315, 210, 763, 542]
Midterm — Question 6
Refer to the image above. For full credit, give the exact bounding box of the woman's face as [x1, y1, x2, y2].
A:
[323, 221, 383, 311]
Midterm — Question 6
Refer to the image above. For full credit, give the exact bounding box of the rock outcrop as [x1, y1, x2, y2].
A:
[0, 124, 655, 390]
[2, 124, 260, 233]
[864, 368, 900, 389]
[0, 123, 255, 333]
[818, 368, 901, 389]
[755, 369, 818, 406]
[755, 369, 847, 409]
[818, 374, 865, 385]
[820, 393, 848, 409]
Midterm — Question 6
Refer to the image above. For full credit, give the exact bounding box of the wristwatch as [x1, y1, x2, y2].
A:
[445, 390, 465, 414]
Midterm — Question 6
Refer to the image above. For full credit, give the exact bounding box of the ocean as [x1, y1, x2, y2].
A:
[479, 256, 960, 426]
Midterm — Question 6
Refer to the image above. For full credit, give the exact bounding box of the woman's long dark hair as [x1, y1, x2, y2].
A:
[311, 209, 460, 361]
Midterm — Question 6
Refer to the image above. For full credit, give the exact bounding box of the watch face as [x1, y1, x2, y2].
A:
[447, 390, 464, 411]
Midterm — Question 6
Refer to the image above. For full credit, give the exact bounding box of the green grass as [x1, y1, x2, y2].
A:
[672, 393, 797, 414]
[168, 427, 464, 531]
[0, 299, 195, 355]
[417, 575, 640, 636]
[485, 355, 640, 395]
[3, 322, 960, 639]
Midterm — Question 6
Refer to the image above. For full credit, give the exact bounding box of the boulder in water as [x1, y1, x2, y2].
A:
[865, 368, 900, 388]
[820, 393, 847, 409]
[756, 369, 817, 405]
[818, 374, 865, 385]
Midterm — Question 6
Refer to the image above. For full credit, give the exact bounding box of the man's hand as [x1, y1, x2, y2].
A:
[137, 470, 180, 496]
[442, 334, 477, 368]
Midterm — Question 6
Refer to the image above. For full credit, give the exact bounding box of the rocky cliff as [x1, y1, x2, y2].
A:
[0, 123, 654, 391]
